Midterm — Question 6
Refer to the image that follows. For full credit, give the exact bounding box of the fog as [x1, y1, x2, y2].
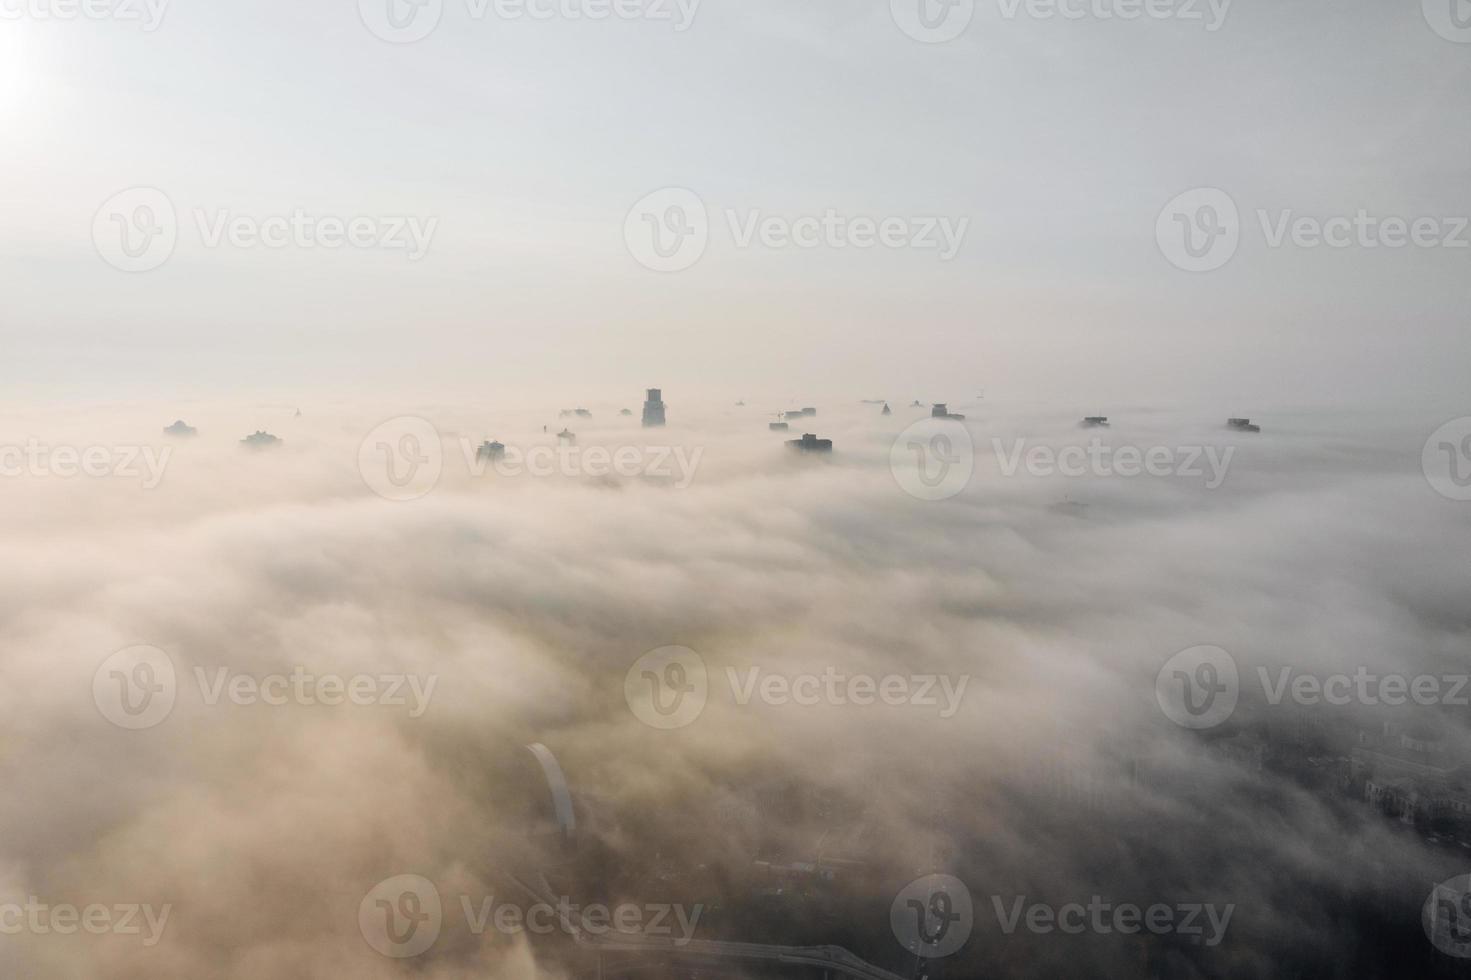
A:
[0, 397, 1465, 977]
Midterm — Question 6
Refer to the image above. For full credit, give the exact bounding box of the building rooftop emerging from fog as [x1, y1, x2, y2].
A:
[642, 389, 666, 428]
[932, 403, 964, 420]
[476, 440, 506, 461]
[1228, 417, 1261, 433]
[163, 420, 197, 437]
[786, 433, 832, 453]
[1082, 416, 1110, 427]
[241, 430, 281, 448]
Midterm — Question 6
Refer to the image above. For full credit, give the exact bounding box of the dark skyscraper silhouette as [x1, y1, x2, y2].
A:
[642, 389, 666, 428]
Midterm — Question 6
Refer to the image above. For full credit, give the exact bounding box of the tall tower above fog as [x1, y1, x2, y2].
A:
[642, 388, 666, 428]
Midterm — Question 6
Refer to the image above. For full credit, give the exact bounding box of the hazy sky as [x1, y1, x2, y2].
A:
[2, 0, 1468, 408]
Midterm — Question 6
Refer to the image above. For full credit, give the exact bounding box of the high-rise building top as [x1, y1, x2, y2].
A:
[642, 388, 666, 427]
[786, 433, 833, 453]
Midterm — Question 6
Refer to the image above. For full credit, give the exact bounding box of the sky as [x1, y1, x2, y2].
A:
[1, 0, 1469, 410]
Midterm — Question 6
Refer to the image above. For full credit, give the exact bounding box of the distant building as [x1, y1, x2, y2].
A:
[620, 408, 633, 416]
[241, 430, 281, 449]
[642, 388, 666, 428]
[1228, 418, 1261, 433]
[786, 433, 833, 453]
[736, 400, 745, 407]
[881, 402, 891, 416]
[557, 428, 576, 445]
[1081, 416, 1110, 427]
[1355, 724, 1471, 828]
[784, 407, 816, 419]
[476, 440, 506, 462]
[932, 403, 964, 420]
[910, 400, 923, 407]
[769, 421, 789, 431]
[163, 420, 197, 437]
